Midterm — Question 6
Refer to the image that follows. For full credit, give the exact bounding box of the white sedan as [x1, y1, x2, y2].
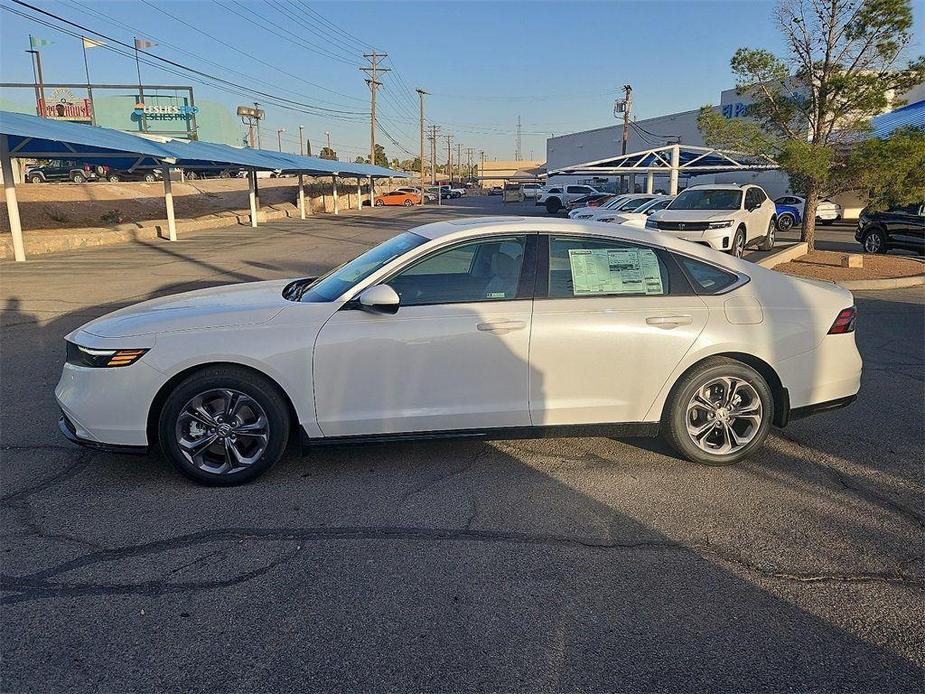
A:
[593, 196, 674, 226]
[57, 218, 862, 485]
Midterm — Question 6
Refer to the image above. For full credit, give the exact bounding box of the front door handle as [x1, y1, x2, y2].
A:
[477, 320, 526, 333]
[645, 314, 693, 329]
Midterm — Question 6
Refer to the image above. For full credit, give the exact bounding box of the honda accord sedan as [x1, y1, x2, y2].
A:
[56, 217, 861, 485]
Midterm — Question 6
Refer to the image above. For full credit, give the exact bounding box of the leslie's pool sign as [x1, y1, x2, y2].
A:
[132, 101, 199, 121]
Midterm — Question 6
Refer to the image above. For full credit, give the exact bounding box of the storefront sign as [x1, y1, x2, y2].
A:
[38, 88, 92, 122]
[132, 102, 199, 121]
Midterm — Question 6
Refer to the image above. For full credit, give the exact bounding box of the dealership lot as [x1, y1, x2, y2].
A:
[1, 198, 923, 691]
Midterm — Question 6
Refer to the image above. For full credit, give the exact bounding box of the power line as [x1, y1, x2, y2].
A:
[5, 0, 370, 119]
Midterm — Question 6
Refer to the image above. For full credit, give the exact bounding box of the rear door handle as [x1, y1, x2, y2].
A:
[477, 320, 526, 333]
[645, 314, 693, 328]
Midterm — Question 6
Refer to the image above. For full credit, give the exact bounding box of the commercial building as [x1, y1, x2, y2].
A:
[476, 159, 545, 187]
[547, 84, 925, 218]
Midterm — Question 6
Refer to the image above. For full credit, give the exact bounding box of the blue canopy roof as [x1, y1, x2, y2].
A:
[870, 99, 925, 139]
[0, 110, 408, 178]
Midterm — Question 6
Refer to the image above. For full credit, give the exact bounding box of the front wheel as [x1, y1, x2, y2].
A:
[731, 228, 746, 258]
[143, 173, 157, 183]
[776, 214, 794, 231]
[71, 173, 86, 183]
[662, 358, 773, 466]
[545, 198, 562, 214]
[862, 228, 887, 254]
[403, 199, 413, 206]
[107, 174, 121, 182]
[374, 199, 384, 207]
[29, 175, 43, 184]
[157, 366, 291, 485]
[819, 218, 836, 225]
[186, 171, 199, 180]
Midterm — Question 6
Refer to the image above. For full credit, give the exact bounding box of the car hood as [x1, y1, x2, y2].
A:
[73, 279, 294, 340]
[654, 210, 740, 223]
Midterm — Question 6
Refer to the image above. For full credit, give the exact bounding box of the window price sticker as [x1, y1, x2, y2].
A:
[568, 248, 663, 296]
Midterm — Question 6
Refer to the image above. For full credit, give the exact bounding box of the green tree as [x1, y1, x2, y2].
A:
[319, 146, 337, 161]
[354, 156, 367, 164]
[697, 0, 923, 249]
[373, 144, 388, 168]
[848, 126, 925, 209]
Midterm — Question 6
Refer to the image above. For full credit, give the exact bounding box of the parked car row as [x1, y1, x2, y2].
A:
[24, 159, 247, 183]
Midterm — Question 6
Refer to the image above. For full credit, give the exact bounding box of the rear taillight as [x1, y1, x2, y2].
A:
[828, 306, 857, 334]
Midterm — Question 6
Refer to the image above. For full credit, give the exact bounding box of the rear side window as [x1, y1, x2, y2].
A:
[548, 236, 668, 298]
[674, 255, 740, 294]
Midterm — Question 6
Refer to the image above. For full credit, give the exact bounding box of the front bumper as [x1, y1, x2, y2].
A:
[59, 415, 147, 454]
[657, 228, 731, 251]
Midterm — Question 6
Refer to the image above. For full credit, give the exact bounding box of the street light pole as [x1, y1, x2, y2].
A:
[298, 125, 304, 156]
[416, 88, 427, 206]
[276, 128, 286, 152]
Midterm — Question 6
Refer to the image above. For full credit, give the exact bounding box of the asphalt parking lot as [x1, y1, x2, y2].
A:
[1, 196, 923, 692]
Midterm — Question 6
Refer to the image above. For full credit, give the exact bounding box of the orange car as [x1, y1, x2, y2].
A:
[374, 190, 421, 206]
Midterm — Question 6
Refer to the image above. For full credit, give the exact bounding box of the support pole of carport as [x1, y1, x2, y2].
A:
[669, 144, 680, 196]
[646, 172, 654, 194]
[332, 175, 339, 215]
[356, 178, 362, 211]
[298, 173, 306, 220]
[248, 169, 259, 227]
[0, 134, 26, 262]
[161, 164, 177, 241]
[369, 176, 374, 208]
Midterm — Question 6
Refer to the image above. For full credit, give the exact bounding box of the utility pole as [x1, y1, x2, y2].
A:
[514, 115, 522, 161]
[298, 125, 304, 156]
[619, 84, 632, 192]
[276, 128, 286, 152]
[25, 39, 46, 117]
[416, 89, 427, 205]
[254, 102, 262, 149]
[361, 52, 390, 166]
[325, 131, 331, 150]
[479, 150, 485, 190]
[456, 143, 462, 183]
[428, 124, 440, 205]
[445, 134, 453, 185]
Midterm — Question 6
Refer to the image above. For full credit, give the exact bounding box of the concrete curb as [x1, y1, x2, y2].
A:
[756, 242, 809, 268]
[836, 274, 925, 290]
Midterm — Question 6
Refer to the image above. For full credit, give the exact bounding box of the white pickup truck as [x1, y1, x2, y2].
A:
[537, 184, 603, 213]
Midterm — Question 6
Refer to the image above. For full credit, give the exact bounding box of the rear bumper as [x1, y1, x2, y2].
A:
[789, 394, 857, 421]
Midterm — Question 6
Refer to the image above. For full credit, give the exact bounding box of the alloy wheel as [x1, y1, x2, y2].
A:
[175, 388, 270, 475]
[685, 377, 763, 455]
[863, 233, 882, 253]
[778, 215, 793, 231]
[733, 232, 746, 258]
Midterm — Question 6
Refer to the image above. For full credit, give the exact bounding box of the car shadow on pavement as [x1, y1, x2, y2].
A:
[0, 268, 923, 691]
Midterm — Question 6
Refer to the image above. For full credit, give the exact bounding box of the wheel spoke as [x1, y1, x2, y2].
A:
[686, 376, 763, 456]
[179, 433, 218, 458]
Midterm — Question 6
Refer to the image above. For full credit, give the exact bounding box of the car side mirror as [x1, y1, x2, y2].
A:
[356, 284, 400, 315]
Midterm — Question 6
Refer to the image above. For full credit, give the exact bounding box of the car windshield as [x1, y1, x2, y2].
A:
[600, 195, 632, 210]
[669, 189, 743, 211]
[292, 232, 428, 302]
[637, 198, 669, 213]
[615, 196, 654, 211]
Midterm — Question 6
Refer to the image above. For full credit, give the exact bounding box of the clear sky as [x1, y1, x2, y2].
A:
[1, 0, 923, 162]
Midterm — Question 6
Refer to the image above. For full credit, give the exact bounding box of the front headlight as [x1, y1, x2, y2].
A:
[707, 220, 734, 229]
[66, 341, 149, 368]
[645, 218, 659, 229]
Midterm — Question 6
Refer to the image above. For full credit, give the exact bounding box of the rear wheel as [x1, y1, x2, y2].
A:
[758, 219, 776, 251]
[143, 173, 157, 183]
[545, 197, 562, 214]
[731, 228, 746, 258]
[374, 199, 384, 206]
[662, 358, 773, 466]
[157, 366, 290, 485]
[186, 171, 199, 180]
[819, 218, 836, 225]
[107, 174, 121, 182]
[71, 172, 86, 183]
[403, 199, 413, 206]
[29, 174, 43, 184]
[862, 228, 888, 254]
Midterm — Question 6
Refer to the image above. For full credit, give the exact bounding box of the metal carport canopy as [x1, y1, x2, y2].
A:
[0, 111, 407, 261]
[548, 143, 778, 195]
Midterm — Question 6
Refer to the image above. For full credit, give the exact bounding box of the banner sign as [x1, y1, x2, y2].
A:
[132, 102, 199, 122]
[38, 88, 92, 122]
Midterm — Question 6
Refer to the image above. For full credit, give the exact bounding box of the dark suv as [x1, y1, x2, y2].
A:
[25, 160, 104, 183]
[855, 202, 924, 254]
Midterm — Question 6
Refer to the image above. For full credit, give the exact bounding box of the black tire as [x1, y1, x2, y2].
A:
[661, 357, 774, 466]
[157, 365, 291, 486]
[403, 199, 413, 206]
[731, 227, 746, 257]
[776, 213, 794, 231]
[107, 174, 121, 182]
[545, 197, 562, 214]
[374, 199, 384, 206]
[71, 173, 86, 183]
[186, 171, 199, 180]
[758, 218, 776, 251]
[28, 174, 43, 184]
[819, 218, 836, 225]
[143, 173, 157, 183]
[862, 228, 888, 254]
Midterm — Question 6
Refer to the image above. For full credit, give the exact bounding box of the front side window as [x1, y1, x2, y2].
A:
[615, 196, 654, 212]
[387, 236, 527, 306]
[669, 189, 743, 211]
[566, 186, 587, 194]
[548, 236, 668, 298]
[297, 231, 428, 302]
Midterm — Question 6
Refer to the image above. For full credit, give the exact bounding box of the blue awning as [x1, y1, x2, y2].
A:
[870, 99, 925, 138]
[0, 110, 408, 177]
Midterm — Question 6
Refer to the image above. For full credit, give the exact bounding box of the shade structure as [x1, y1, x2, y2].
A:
[0, 111, 410, 261]
[869, 99, 925, 139]
[0, 111, 410, 177]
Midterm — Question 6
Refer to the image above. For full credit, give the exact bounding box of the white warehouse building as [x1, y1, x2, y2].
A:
[546, 84, 925, 219]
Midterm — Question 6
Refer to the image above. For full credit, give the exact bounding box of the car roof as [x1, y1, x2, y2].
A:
[408, 217, 744, 267]
[685, 183, 752, 191]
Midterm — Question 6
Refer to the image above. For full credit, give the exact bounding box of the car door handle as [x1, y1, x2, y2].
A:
[477, 320, 526, 333]
[645, 314, 693, 328]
